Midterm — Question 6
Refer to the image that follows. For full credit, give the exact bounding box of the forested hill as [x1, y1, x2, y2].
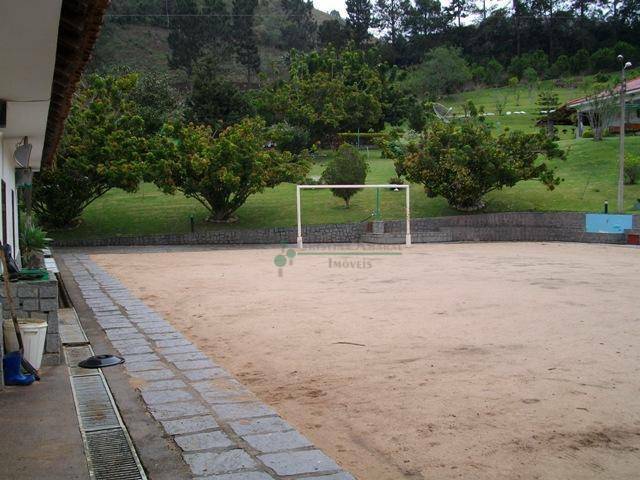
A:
[91, 0, 640, 92]
[90, 0, 336, 84]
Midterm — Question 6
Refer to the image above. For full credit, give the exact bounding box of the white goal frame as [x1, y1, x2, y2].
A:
[296, 184, 411, 248]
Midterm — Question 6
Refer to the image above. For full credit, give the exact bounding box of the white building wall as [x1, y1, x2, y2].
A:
[0, 134, 20, 262]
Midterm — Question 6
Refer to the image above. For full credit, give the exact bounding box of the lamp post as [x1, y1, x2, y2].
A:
[617, 55, 632, 213]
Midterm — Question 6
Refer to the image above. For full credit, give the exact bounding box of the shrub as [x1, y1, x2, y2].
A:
[393, 121, 565, 210]
[321, 144, 369, 207]
[624, 153, 640, 185]
[19, 220, 49, 269]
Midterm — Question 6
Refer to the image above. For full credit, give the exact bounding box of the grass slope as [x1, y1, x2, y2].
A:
[52, 137, 640, 241]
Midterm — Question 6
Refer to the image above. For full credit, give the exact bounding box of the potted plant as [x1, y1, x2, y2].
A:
[19, 220, 50, 269]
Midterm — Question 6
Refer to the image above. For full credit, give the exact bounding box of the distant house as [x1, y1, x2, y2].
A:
[0, 0, 109, 261]
[568, 76, 640, 137]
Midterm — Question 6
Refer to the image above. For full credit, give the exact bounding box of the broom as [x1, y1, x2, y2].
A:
[0, 248, 40, 381]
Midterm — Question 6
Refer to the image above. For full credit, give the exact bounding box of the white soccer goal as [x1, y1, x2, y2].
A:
[295, 184, 412, 248]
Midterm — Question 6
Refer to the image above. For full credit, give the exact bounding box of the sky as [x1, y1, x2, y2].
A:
[311, 0, 509, 18]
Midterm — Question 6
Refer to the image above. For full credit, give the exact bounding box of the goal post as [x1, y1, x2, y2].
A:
[296, 184, 411, 248]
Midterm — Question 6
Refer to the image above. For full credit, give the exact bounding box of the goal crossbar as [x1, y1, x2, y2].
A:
[296, 184, 411, 248]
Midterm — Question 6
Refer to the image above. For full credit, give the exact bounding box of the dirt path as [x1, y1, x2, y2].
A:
[92, 242, 640, 479]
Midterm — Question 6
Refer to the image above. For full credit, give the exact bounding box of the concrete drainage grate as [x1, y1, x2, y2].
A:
[71, 375, 121, 431]
[66, 344, 147, 479]
[85, 428, 146, 480]
[64, 345, 95, 376]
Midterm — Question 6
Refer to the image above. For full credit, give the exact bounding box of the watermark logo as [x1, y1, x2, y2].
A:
[273, 242, 402, 276]
[274, 244, 297, 277]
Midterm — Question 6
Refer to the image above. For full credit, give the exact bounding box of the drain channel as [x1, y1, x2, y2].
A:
[85, 428, 146, 480]
[71, 375, 120, 432]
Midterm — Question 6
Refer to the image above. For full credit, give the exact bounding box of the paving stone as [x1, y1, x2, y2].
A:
[301, 473, 356, 480]
[184, 450, 257, 476]
[141, 388, 194, 405]
[111, 338, 149, 348]
[105, 328, 143, 340]
[148, 332, 185, 341]
[139, 379, 187, 392]
[211, 402, 276, 421]
[159, 345, 199, 355]
[174, 430, 234, 451]
[149, 401, 210, 420]
[201, 472, 275, 480]
[115, 344, 153, 355]
[173, 359, 217, 371]
[164, 352, 207, 363]
[141, 325, 176, 334]
[124, 353, 160, 363]
[192, 378, 247, 395]
[242, 431, 312, 453]
[229, 417, 294, 437]
[98, 321, 133, 330]
[154, 338, 192, 348]
[202, 391, 256, 405]
[131, 368, 175, 381]
[126, 361, 167, 372]
[184, 369, 229, 382]
[160, 415, 219, 435]
[257, 450, 340, 477]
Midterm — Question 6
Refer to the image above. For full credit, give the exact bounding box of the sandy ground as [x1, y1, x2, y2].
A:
[92, 242, 640, 480]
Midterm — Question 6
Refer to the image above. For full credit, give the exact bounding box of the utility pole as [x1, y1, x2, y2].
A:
[617, 55, 632, 213]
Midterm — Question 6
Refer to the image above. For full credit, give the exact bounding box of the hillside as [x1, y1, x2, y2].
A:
[90, 2, 335, 83]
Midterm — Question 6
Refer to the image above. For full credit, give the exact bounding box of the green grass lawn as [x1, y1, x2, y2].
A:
[52, 137, 640, 241]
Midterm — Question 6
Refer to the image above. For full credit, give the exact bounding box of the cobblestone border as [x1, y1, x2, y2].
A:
[61, 253, 354, 480]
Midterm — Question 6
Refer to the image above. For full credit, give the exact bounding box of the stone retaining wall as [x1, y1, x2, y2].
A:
[52, 212, 639, 247]
[0, 279, 60, 365]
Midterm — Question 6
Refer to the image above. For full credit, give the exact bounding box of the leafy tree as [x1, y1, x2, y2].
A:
[411, 46, 472, 98]
[280, 0, 317, 50]
[393, 121, 565, 210]
[522, 66, 538, 97]
[149, 118, 310, 222]
[404, 0, 447, 37]
[580, 86, 618, 141]
[446, 0, 473, 27]
[319, 19, 350, 49]
[253, 48, 404, 143]
[624, 153, 640, 184]
[232, 0, 261, 85]
[129, 71, 180, 135]
[167, 0, 230, 74]
[536, 89, 560, 138]
[33, 74, 147, 228]
[373, 0, 410, 47]
[346, 0, 374, 46]
[184, 55, 255, 132]
[321, 144, 369, 207]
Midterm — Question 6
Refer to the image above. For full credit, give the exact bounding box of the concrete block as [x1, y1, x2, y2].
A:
[141, 388, 194, 405]
[148, 401, 210, 420]
[125, 361, 167, 372]
[210, 402, 275, 421]
[174, 431, 234, 451]
[303, 473, 356, 480]
[45, 333, 60, 354]
[242, 430, 312, 453]
[257, 450, 340, 476]
[184, 369, 228, 382]
[184, 450, 257, 476]
[198, 473, 274, 480]
[39, 298, 59, 311]
[38, 283, 59, 299]
[139, 379, 187, 392]
[17, 284, 39, 298]
[160, 415, 219, 435]
[21, 298, 39, 311]
[174, 359, 217, 371]
[132, 368, 175, 381]
[228, 416, 294, 436]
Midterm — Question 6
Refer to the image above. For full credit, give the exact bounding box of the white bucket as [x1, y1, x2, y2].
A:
[19, 322, 48, 370]
[3, 319, 21, 353]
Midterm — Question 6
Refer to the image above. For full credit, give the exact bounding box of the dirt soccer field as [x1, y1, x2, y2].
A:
[92, 242, 640, 480]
